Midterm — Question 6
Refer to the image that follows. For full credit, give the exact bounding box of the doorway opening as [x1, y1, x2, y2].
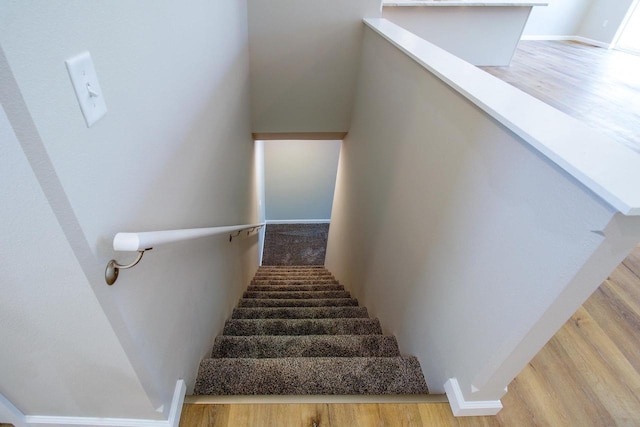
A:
[614, 0, 640, 55]
[254, 139, 342, 265]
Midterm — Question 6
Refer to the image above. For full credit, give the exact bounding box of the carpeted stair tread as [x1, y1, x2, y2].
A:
[252, 276, 335, 281]
[254, 271, 334, 276]
[256, 271, 329, 276]
[258, 264, 326, 270]
[254, 272, 333, 275]
[247, 284, 344, 292]
[231, 306, 368, 319]
[254, 270, 334, 275]
[195, 265, 429, 396]
[211, 335, 401, 358]
[238, 298, 359, 308]
[194, 356, 428, 395]
[244, 290, 351, 299]
[251, 279, 338, 285]
[223, 318, 382, 336]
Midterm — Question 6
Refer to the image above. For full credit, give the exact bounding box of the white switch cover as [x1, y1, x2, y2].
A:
[65, 51, 107, 127]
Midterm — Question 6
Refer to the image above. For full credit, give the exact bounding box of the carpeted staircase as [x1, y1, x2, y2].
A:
[194, 265, 429, 395]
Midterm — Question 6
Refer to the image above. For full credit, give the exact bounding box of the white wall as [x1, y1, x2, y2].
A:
[577, 0, 636, 44]
[326, 25, 640, 405]
[247, 0, 381, 133]
[1, 0, 257, 420]
[383, 6, 532, 66]
[522, 0, 636, 46]
[0, 104, 158, 419]
[264, 140, 341, 220]
[255, 140, 267, 263]
[522, 0, 591, 36]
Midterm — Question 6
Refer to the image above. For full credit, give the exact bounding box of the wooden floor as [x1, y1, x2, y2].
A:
[180, 42, 640, 426]
[180, 246, 640, 426]
[180, 402, 497, 426]
[480, 41, 640, 153]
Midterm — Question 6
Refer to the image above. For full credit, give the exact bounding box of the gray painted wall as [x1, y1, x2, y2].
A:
[0, 0, 258, 420]
[523, 0, 636, 45]
[577, 0, 636, 44]
[523, 0, 591, 36]
[326, 24, 640, 404]
[247, 0, 381, 133]
[264, 140, 341, 221]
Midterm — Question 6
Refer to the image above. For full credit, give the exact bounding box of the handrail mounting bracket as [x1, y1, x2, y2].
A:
[105, 248, 152, 286]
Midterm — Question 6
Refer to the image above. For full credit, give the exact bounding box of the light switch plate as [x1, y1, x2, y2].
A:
[65, 51, 107, 127]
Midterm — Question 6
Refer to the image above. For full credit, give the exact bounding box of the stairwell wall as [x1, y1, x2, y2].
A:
[247, 0, 381, 133]
[326, 24, 640, 405]
[1, 0, 257, 421]
[264, 139, 341, 221]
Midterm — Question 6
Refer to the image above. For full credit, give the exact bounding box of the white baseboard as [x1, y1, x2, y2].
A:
[266, 219, 331, 224]
[166, 380, 186, 427]
[520, 34, 611, 49]
[520, 34, 575, 41]
[444, 378, 502, 417]
[572, 36, 611, 49]
[21, 379, 186, 427]
[0, 392, 27, 427]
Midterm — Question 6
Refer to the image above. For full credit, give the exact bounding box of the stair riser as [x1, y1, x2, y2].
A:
[194, 357, 429, 395]
[256, 271, 328, 275]
[237, 298, 359, 308]
[255, 270, 332, 274]
[251, 280, 338, 286]
[231, 307, 368, 319]
[223, 318, 382, 336]
[255, 270, 333, 274]
[252, 274, 337, 282]
[243, 291, 351, 299]
[211, 335, 401, 358]
[254, 272, 332, 275]
[247, 284, 344, 292]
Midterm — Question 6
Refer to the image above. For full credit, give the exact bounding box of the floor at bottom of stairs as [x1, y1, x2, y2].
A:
[179, 402, 499, 426]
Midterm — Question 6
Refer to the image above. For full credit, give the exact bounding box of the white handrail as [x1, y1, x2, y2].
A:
[105, 222, 265, 285]
[113, 223, 265, 251]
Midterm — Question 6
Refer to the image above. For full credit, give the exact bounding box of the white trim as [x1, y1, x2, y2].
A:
[166, 380, 186, 427]
[444, 378, 503, 417]
[266, 219, 331, 224]
[611, 0, 640, 49]
[384, 0, 547, 6]
[259, 226, 266, 266]
[0, 392, 27, 427]
[520, 34, 612, 48]
[23, 379, 186, 427]
[520, 34, 574, 41]
[24, 416, 168, 426]
[572, 36, 611, 49]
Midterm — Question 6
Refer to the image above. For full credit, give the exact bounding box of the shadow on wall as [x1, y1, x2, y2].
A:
[262, 223, 329, 265]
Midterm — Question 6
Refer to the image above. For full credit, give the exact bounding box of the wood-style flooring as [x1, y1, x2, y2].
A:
[180, 402, 497, 426]
[480, 41, 640, 153]
[180, 42, 640, 426]
[180, 244, 640, 426]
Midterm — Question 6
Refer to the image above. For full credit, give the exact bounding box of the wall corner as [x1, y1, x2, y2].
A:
[444, 378, 503, 417]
